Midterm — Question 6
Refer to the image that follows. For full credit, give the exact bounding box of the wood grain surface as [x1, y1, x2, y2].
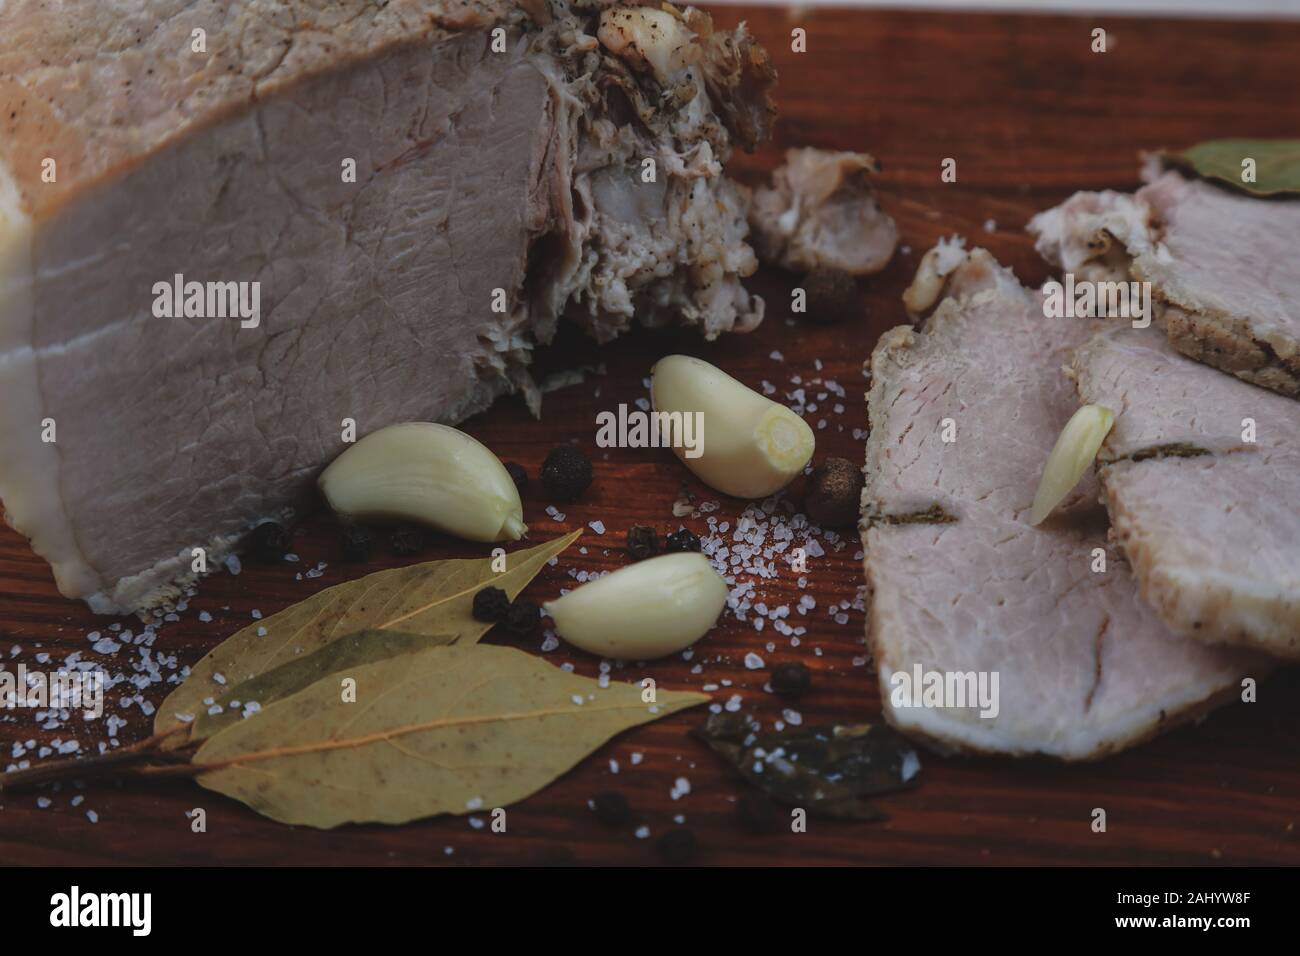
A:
[2, 5, 1298, 867]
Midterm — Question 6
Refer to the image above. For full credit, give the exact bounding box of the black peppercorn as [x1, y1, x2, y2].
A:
[626, 525, 659, 561]
[736, 793, 781, 834]
[472, 586, 511, 623]
[664, 528, 701, 553]
[338, 524, 373, 563]
[505, 462, 528, 493]
[503, 600, 540, 637]
[770, 661, 812, 698]
[657, 828, 698, 865]
[591, 790, 630, 825]
[249, 522, 290, 563]
[804, 457, 864, 528]
[390, 523, 425, 556]
[540, 446, 592, 501]
[802, 267, 860, 324]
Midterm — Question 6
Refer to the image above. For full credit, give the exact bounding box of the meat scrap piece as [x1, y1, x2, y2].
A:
[900, 234, 977, 320]
[1071, 325, 1300, 659]
[748, 148, 898, 276]
[1029, 165, 1300, 397]
[0, 0, 775, 613]
[862, 244, 1261, 760]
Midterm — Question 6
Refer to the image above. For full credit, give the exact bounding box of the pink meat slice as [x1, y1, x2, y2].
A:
[1071, 324, 1300, 659]
[862, 244, 1263, 760]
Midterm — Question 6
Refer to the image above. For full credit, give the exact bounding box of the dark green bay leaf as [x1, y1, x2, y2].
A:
[693, 711, 920, 821]
[194, 644, 709, 829]
[1165, 139, 1300, 197]
[190, 629, 453, 742]
[156, 530, 581, 738]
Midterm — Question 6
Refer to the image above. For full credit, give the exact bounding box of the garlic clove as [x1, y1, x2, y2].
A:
[650, 354, 815, 499]
[318, 422, 526, 543]
[544, 552, 727, 660]
[1029, 404, 1115, 525]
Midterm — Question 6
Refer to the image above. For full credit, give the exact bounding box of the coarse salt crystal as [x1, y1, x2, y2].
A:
[902, 750, 922, 782]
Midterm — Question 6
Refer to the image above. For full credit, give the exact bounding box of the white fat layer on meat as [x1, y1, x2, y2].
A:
[0, 163, 99, 597]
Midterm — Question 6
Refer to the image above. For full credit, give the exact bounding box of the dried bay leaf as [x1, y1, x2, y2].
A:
[1164, 139, 1300, 197]
[190, 629, 453, 742]
[156, 530, 581, 737]
[193, 644, 709, 828]
[693, 711, 920, 820]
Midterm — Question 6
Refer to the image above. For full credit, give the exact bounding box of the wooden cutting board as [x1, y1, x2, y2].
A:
[2, 6, 1297, 866]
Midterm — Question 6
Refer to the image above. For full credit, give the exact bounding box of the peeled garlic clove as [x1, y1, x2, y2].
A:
[544, 553, 727, 660]
[651, 355, 815, 499]
[319, 422, 526, 542]
[1029, 404, 1115, 525]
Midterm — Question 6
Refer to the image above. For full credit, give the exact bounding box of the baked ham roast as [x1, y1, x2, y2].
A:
[0, 1, 776, 613]
[861, 241, 1262, 759]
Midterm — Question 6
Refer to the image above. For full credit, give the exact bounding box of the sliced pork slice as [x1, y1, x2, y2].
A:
[748, 148, 898, 275]
[0, 1, 774, 613]
[1030, 166, 1300, 397]
[862, 244, 1261, 760]
[1071, 325, 1300, 659]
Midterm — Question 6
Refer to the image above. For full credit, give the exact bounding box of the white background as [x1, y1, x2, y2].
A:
[704, 0, 1300, 18]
